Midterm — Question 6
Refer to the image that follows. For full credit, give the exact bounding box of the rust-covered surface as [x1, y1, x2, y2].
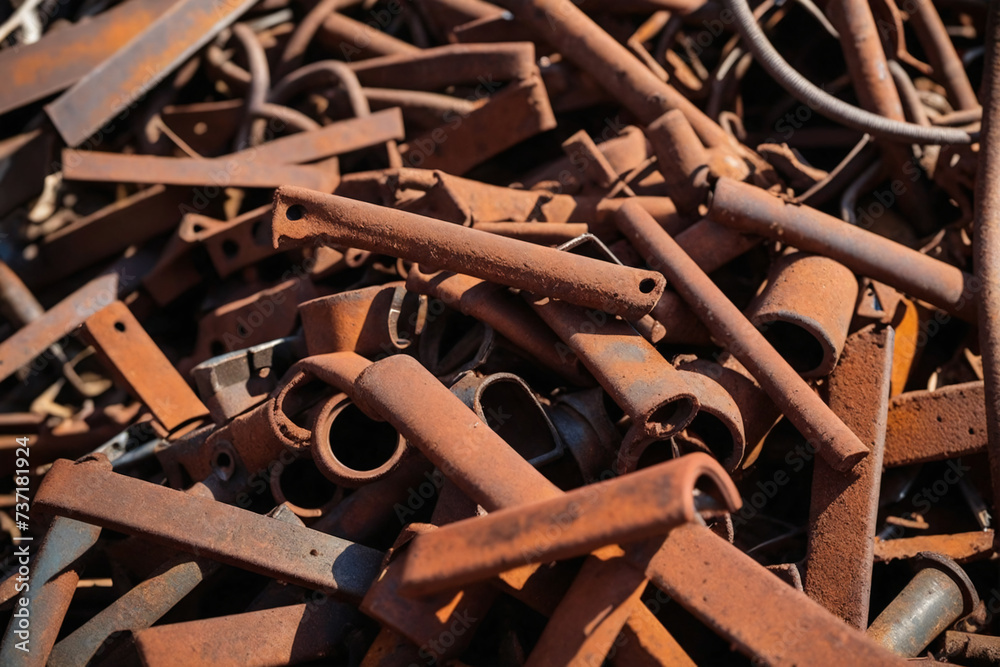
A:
[0, 1, 996, 663]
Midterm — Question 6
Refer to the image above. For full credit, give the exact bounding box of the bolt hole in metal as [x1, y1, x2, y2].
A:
[639, 277, 657, 293]
[221, 239, 239, 258]
[251, 218, 267, 245]
[211, 444, 236, 481]
[285, 204, 306, 221]
[114, 321, 126, 332]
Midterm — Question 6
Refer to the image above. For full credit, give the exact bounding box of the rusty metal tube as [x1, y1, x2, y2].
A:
[397, 452, 739, 596]
[746, 251, 859, 378]
[615, 200, 869, 472]
[973, 0, 1000, 555]
[909, 0, 979, 111]
[271, 186, 666, 320]
[490, 0, 734, 152]
[353, 354, 560, 510]
[528, 295, 698, 441]
[405, 268, 591, 384]
[709, 178, 977, 322]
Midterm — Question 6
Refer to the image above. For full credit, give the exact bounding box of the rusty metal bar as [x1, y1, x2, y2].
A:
[883, 380, 986, 467]
[45, 0, 259, 147]
[81, 301, 208, 433]
[271, 186, 666, 320]
[875, 532, 995, 564]
[640, 523, 909, 665]
[399, 73, 557, 174]
[35, 186, 189, 286]
[615, 200, 869, 472]
[35, 456, 384, 602]
[238, 107, 405, 163]
[0, 273, 118, 384]
[348, 41, 536, 88]
[0, 517, 101, 667]
[0, 0, 175, 115]
[525, 547, 648, 667]
[134, 600, 358, 667]
[63, 151, 340, 192]
[804, 325, 893, 628]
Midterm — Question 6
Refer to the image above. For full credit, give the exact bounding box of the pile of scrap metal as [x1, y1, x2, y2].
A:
[0, 0, 997, 663]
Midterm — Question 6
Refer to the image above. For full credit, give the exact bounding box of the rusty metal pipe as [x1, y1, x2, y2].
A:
[310, 395, 407, 487]
[527, 294, 698, 442]
[746, 251, 859, 378]
[271, 186, 666, 320]
[397, 452, 738, 596]
[973, 0, 1000, 553]
[490, 0, 736, 153]
[909, 0, 979, 111]
[709, 178, 977, 323]
[671, 369, 746, 472]
[470, 221, 591, 245]
[942, 631, 1000, 665]
[615, 200, 869, 471]
[645, 110, 712, 215]
[405, 268, 591, 384]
